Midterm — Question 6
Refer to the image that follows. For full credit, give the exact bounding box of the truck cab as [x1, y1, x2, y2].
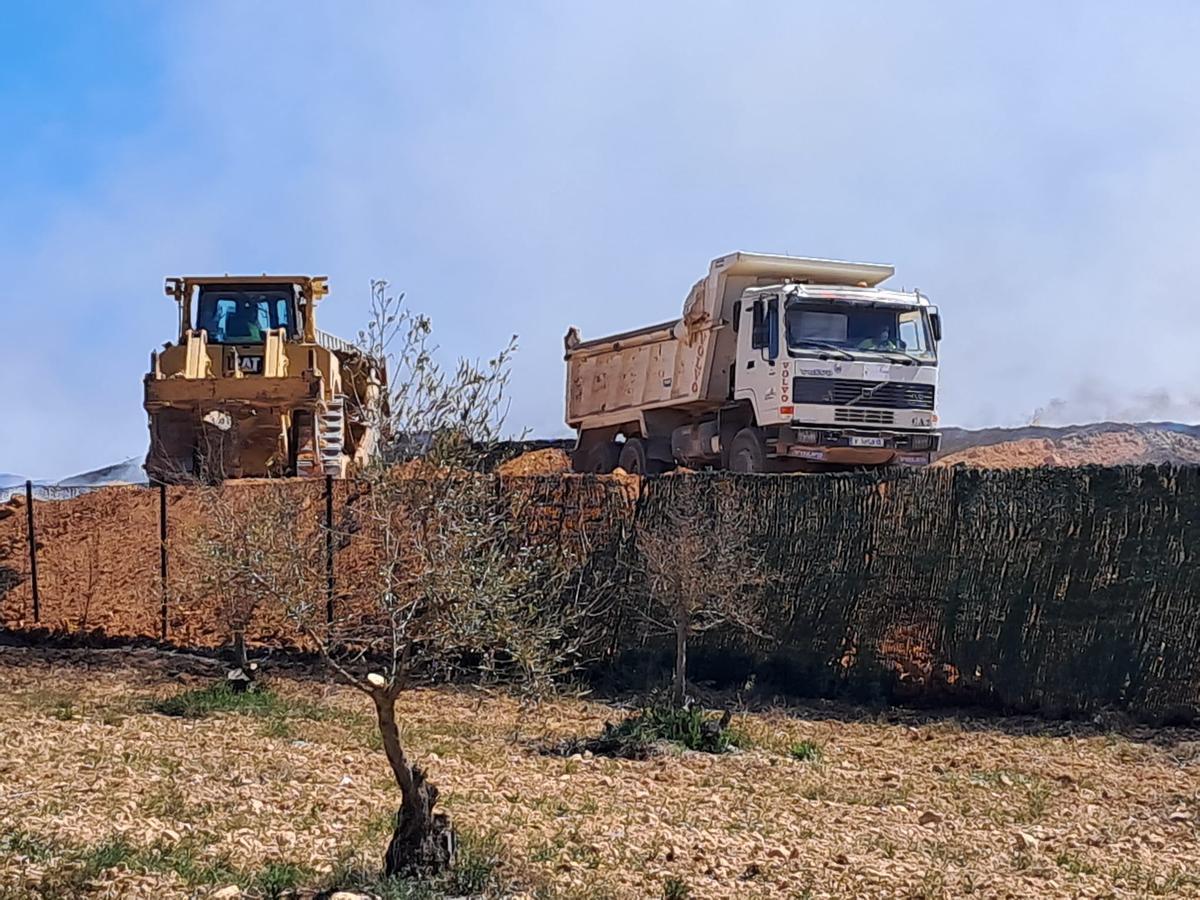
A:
[731, 281, 941, 469]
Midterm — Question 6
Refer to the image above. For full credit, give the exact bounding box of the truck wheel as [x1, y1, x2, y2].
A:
[618, 438, 666, 475]
[729, 428, 767, 473]
[574, 441, 621, 474]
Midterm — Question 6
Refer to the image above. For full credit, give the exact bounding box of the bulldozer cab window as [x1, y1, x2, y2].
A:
[196, 289, 297, 344]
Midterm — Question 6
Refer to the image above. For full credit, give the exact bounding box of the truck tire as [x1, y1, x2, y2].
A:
[574, 441, 621, 474]
[728, 428, 768, 473]
[618, 437, 666, 475]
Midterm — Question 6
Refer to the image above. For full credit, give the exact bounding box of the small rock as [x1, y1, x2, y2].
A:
[1168, 810, 1193, 822]
[999, 773, 1014, 787]
[339, 775, 353, 786]
[918, 811, 943, 826]
[211, 887, 241, 900]
[1015, 831, 1039, 851]
[329, 892, 372, 900]
[832, 853, 849, 865]
[766, 847, 786, 859]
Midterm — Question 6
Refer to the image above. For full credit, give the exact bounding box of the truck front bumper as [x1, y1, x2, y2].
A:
[781, 426, 940, 467]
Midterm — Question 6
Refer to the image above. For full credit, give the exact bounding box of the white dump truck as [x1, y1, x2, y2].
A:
[563, 251, 943, 473]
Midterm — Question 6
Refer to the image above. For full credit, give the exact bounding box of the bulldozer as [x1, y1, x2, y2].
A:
[144, 275, 385, 482]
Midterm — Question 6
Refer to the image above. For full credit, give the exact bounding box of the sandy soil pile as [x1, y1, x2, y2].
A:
[1, 650, 1197, 899]
[495, 448, 573, 476]
[937, 427, 1200, 469]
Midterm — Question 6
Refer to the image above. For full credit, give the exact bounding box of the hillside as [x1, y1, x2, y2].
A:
[936, 422, 1200, 469]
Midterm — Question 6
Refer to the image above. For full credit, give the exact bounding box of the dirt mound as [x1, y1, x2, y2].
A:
[935, 438, 1066, 469]
[0, 475, 636, 648]
[495, 448, 573, 476]
[936, 426, 1200, 469]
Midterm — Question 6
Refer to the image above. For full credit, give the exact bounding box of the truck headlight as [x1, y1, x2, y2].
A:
[909, 434, 933, 451]
[793, 429, 819, 445]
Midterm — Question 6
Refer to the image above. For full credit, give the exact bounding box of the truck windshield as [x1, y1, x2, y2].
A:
[785, 300, 935, 361]
[196, 288, 297, 344]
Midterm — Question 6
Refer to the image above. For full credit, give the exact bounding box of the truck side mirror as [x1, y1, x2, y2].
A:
[929, 307, 943, 342]
[751, 301, 768, 349]
[767, 296, 779, 359]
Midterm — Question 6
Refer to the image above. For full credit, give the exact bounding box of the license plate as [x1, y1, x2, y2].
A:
[849, 436, 885, 448]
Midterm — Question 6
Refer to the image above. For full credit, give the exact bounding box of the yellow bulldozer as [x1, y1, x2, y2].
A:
[144, 275, 385, 482]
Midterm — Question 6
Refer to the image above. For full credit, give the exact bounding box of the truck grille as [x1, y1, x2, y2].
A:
[834, 408, 895, 425]
[792, 377, 935, 411]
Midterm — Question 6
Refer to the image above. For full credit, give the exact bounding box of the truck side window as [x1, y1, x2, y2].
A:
[751, 301, 767, 349]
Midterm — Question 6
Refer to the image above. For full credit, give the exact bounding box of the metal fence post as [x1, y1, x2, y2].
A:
[159, 483, 168, 641]
[25, 480, 39, 624]
[325, 474, 335, 624]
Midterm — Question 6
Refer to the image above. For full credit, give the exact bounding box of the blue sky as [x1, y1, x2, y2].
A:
[3, 1, 1200, 479]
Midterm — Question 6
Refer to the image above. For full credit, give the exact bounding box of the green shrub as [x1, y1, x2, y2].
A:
[556, 704, 745, 758]
[247, 861, 312, 899]
[789, 740, 823, 763]
[150, 681, 328, 722]
[151, 682, 277, 718]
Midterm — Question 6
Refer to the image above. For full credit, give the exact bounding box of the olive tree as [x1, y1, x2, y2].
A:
[193, 280, 604, 878]
[633, 476, 769, 707]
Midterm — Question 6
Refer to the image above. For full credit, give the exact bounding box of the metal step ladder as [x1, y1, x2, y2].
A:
[317, 397, 346, 476]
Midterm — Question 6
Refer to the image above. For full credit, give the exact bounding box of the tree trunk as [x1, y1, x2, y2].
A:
[673, 622, 688, 708]
[232, 630, 248, 669]
[225, 630, 254, 693]
[372, 689, 457, 876]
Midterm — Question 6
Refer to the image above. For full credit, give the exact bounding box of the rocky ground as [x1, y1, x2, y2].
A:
[0, 648, 1198, 898]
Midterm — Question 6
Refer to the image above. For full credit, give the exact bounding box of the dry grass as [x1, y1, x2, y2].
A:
[0, 648, 1198, 898]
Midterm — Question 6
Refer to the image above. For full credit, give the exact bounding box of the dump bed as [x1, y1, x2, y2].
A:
[564, 251, 894, 429]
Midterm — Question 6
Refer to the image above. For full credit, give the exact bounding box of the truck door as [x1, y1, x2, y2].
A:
[733, 295, 781, 422]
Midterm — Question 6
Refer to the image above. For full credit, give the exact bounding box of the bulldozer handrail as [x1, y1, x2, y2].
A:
[316, 329, 357, 356]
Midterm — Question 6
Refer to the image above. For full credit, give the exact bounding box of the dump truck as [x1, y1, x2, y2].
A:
[144, 275, 384, 482]
[564, 251, 943, 473]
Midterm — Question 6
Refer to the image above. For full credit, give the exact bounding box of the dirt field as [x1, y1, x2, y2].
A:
[1, 649, 1198, 899]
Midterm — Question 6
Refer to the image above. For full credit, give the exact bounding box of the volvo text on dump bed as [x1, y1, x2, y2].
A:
[563, 251, 943, 473]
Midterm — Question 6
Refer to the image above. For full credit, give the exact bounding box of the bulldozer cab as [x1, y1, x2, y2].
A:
[164, 275, 328, 345]
[195, 285, 296, 344]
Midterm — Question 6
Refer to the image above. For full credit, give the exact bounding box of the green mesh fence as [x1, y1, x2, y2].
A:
[620, 466, 1200, 718]
[2, 465, 1197, 718]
